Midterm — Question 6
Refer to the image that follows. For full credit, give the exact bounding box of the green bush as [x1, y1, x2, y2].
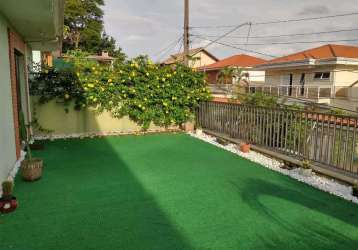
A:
[30, 51, 211, 129]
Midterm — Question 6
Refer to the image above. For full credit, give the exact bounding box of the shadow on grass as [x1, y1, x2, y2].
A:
[0, 136, 192, 250]
[234, 178, 358, 250]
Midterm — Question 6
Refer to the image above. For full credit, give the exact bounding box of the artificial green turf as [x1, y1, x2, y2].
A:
[0, 133, 357, 250]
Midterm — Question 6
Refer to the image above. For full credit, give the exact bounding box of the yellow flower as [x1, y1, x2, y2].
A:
[88, 84, 95, 88]
[92, 67, 96, 71]
[93, 98, 97, 102]
[146, 72, 150, 76]
[101, 87, 105, 92]
[142, 107, 146, 110]
[108, 79, 113, 83]
[76, 72, 80, 77]
[131, 72, 136, 77]
[173, 71, 177, 75]
[64, 94, 70, 99]
[144, 98, 147, 101]
[163, 102, 168, 106]
[84, 87, 88, 91]
[109, 83, 113, 86]
[162, 78, 166, 82]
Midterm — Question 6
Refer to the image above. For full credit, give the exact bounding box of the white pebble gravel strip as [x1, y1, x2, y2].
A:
[189, 131, 358, 205]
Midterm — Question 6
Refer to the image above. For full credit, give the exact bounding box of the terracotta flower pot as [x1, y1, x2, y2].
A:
[183, 122, 194, 132]
[240, 143, 251, 153]
[21, 159, 43, 182]
[0, 196, 17, 214]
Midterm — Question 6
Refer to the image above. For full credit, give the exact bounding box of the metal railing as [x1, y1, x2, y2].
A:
[249, 84, 350, 100]
[197, 101, 358, 175]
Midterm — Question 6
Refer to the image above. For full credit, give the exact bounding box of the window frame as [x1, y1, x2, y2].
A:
[313, 72, 331, 80]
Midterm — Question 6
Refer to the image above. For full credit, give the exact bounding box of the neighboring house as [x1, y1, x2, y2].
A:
[162, 47, 218, 68]
[0, 0, 64, 182]
[200, 54, 267, 85]
[54, 51, 115, 70]
[255, 44, 358, 111]
[199, 54, 267, 98]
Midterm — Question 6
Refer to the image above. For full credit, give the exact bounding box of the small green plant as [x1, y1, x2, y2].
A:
[2, 181, 14, 196]
[301, 160, 311, 169]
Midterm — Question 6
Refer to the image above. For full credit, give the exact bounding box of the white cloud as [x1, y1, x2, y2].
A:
[103, 0, 358, 60]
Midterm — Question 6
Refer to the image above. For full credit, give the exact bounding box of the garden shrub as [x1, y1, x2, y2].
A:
[30, 50, 211, 129]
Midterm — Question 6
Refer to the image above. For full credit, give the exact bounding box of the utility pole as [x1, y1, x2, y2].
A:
[183, 0, 189, 66]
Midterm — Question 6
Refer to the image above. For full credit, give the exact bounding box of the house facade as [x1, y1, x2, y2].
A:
[255, 44, 358, 111]
[199, 54, 266, 98]
[200, 54, 267, 85]
[163, 48, 218, 68]
[0, 0, 64, 182]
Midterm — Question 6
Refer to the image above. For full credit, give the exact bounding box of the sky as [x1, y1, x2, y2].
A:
[103, 0, 358, 61]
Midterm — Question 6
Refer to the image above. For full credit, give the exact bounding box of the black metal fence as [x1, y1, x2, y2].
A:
[197, 101, 358, 175]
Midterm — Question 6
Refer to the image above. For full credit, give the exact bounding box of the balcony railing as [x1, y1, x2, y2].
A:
[197, 101, 358, 181]
[248, 84, 350, 100]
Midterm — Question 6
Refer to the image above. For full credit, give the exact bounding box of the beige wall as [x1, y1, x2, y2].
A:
[32, 99, 178, 136]
[0, 14, 17, 182]
[265, 66, 337, 86]
[190, 51, 217, 68]
[333, 65, 358, 87]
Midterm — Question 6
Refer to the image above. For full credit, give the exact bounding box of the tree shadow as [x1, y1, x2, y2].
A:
[0, 136, 192, 250]
[233, 178, 358, 250]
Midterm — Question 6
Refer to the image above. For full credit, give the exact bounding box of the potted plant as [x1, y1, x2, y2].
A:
[0, 180, 17, 213]
[239, 142, 251, 153]
[353, 181, 358, 198]
[299, 159, 312, 177]
[21, 136, 44, 182]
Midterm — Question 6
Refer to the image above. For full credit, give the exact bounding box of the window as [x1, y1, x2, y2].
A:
[314, 72, 330, 80]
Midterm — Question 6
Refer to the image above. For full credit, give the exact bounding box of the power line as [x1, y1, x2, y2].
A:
[153, 36, 183, 62]
[191, 11, 358, 29]
[192, 27, 358, 39]
[194, 36, 277, 58]
[229, 38, 358, 46]
[189, 22, 250, 61]
[199, 22, 250, 51]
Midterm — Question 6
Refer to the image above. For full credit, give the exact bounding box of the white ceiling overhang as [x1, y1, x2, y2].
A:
[0, 0, 64, 51]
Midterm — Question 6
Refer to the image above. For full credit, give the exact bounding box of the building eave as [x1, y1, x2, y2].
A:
[0, 0, 64, 51]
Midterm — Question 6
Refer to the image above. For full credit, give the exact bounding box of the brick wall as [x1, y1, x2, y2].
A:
[8, 29, 26, 159]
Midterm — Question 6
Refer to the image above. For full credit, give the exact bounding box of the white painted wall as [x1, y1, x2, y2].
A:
[0, 14, 17, 182]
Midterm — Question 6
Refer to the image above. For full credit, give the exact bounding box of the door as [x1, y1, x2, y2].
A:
[289, 73, 293, 96]
[14, 50, 26, 141]
[300, 73, 305, 96]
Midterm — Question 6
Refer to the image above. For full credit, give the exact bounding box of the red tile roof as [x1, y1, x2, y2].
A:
[266, 44, 358, 64]
[201, 54, 267, 70]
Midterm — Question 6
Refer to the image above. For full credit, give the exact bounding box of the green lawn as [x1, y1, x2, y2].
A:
[1, 133, 357, 250]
